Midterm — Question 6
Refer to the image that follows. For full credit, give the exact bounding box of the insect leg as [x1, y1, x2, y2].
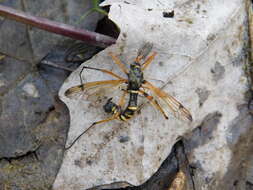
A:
[65, 116, 118, 150]
[108, 52, 129, 74]
[138, 89, 168, 119]
[141, 52, 157, 70]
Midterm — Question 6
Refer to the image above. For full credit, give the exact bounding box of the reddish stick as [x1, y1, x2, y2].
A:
[0, 5, 116, 47]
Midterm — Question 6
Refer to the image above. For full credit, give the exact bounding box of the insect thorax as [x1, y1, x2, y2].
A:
[128, 62, 144, 90]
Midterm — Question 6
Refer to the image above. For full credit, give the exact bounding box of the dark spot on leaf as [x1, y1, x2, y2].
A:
[207, 34, 216, 42]
[195, 87, 210, 107]
[163, 10, 174, 18]
[210, 61, 225, 83]
[227, 104, 252, 146]
[104, 134, 111, 141]
[232, 52, 245, 67]
[74, 160, 81, 167]
[159, 61, 164, 66]
[185, 112, 222, 149]
[86, 159, 93, 166]
[118, 136, 129, 143]
[34, 111, 42, 115]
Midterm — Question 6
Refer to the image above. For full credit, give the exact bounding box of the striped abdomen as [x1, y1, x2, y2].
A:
[119, 90, 138, 121]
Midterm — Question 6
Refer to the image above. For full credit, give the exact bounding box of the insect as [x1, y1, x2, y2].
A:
[64, 44, 192, 149]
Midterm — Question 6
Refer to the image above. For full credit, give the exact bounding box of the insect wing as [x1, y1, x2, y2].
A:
[143, 81, 192, 122]
[137, 42, 153, 60]
[65, 79, 127, 101]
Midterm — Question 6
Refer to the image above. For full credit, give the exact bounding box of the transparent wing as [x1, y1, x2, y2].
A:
[65, 79, 127, 102]
[142, 81, 192, 122]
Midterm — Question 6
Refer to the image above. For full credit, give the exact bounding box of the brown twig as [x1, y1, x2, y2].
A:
[0, 5, 116, 48]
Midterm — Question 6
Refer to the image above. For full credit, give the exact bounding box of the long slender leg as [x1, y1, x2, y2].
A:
[65, 116, 118, 150]
[141, 52, 157, 70]
[108, 52, 129, 75]
[138, 89, 168, 119]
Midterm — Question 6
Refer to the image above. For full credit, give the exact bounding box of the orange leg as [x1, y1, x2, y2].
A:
[141, 52, 157, 70]
[108, 52, 129, 75]
[138, 89, 168, 119]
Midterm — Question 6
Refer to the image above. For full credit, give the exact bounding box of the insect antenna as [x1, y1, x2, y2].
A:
[78, 65, 110, 86]
[65, 122, 96, 150]
[65, 114, 118, 150]
[79, 65, 124, 81]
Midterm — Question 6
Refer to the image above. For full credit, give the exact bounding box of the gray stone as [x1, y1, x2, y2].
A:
[0, 72, 54, 158]
[0, 0, 33, 61]
[23, 0, 102, 61]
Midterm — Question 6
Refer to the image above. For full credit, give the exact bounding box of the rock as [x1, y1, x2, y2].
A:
[0, 0, 102, 62]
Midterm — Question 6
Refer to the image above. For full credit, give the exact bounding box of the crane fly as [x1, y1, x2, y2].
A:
[64, 43, 192, 149]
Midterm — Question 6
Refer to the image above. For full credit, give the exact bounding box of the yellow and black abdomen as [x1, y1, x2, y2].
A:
[119, 91, 138, 121]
